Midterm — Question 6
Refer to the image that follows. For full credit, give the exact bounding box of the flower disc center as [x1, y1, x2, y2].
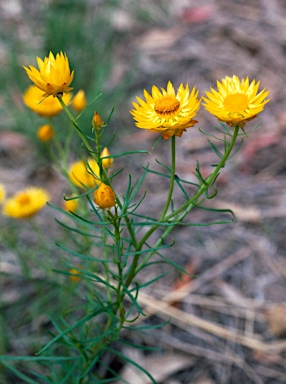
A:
[223, 93, 249, 113]
[154, 95, 180, 117]
[17, 194, 31, 206]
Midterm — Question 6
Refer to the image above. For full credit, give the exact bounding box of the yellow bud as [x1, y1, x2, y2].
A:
[94, 183, 116, 210]
[37, 124, 54, 142]
[100, 147, 113, 168]
[92, 112, 104, 130]
[72, 89, 87, 112]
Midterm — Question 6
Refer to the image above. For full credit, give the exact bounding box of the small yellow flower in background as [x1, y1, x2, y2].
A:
[72, 90, 87, 112]
[94, 183, 116, 210]
[92, 112, 104, 130]
[23, 51, 74, 97]
[68, 158, 101, 188]
[3, 187, 50, 219]
[203, 75, 270, 127]
[0, 184, 6, 203]
[100, 147, 113, 168]
[23, 85, 72, 117]
[37, 124, 54, 142]
[130, 81, 200, 140]
[63, 195, 78, 213]
[69, 267, 81, 282]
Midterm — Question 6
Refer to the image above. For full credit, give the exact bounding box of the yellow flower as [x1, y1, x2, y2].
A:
[92, 112, 104, 130]
[100, 147, 113, 168]
[23, 85, 72, 117]
[69, 267, 82, 282]
[23, 51, 74, 97]
[63, 195, 78, 212]
[3, 187, 50, 219]
[203, 75, 270, 127]
[0, 184, 6, 203]
[37, 124, 54, 142]
[68, 158, 101, 188]
[130, 81, 200, 140]
[94, 183, 116, 210]
[72, 90, 87, 112]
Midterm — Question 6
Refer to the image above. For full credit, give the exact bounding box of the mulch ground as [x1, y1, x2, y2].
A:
[1, 1, 286, 383]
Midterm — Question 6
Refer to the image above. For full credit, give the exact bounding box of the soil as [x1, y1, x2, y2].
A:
[1, 1, 286, 383]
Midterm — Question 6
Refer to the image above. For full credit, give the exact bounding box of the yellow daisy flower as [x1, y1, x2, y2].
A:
[3, 187, 50, 219]
[203, 75, 270, 127]
[72, 89, 87, 112]
[37, 124, 54, 142]
[68, 158, 101, 189]
[63, 195, 78, 213]
[23, 51, 74, 97]
[130, 81, 200, 140]
[23, 85, 72, 117]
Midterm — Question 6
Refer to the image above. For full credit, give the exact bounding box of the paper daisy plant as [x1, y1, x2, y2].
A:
[203, 75, 270, 128]
[130, 81, 200, 140]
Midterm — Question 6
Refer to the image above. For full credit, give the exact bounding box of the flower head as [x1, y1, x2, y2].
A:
[37, 124, 54, 142]
[94, 183, 116, 210]
[3, 187, 50, 219]
[100, 147, 113, 168]
[68, 158, 101, 188]
[203, 75, 270, 127]
[23, 51, 74, 97]
[63, 195, 78, 212]
[72, 90, 87, 112]
[23, 85, 72, 117]
[130, 81, 200, 140]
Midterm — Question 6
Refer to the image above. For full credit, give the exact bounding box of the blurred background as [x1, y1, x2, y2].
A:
[1, 0, 286, 383]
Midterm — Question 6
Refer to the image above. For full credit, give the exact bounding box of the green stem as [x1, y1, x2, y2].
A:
[128, 125, 240, 279]
[124, 135, 176, 288]
[57, 97, 97, 162]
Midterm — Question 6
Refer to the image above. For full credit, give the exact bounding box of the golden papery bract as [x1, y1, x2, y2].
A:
[68, 159, 101, 189]
[72, 90, 87, 112]
[3, 187, 50, 219]
[23, 85, 72, 117]
[203, 75, 270, 127]
[37, 124, 54, 142]
[94, 183, 116, 210]
[100, 147, 113, 168]
[24, 51, 74, 97]
[130, 81, 200, 139]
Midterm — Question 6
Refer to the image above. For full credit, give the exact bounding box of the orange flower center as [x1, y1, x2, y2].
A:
[17, 194, 31, 206]
[154, 95, 180, 117]
[223, 93, 248, 113]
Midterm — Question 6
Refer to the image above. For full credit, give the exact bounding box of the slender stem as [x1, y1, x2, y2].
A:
[130, 126, 240, 276]
[57, 97, 96, 161]
[124, 135, 176, 288]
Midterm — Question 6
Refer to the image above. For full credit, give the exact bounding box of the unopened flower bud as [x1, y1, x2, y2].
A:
[94, 183, 116, 210]
[92, 112, 104, 130]
[72, 89, 87, 112]
[100, 147, 113, 168]
[37, 124, 54, 142]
